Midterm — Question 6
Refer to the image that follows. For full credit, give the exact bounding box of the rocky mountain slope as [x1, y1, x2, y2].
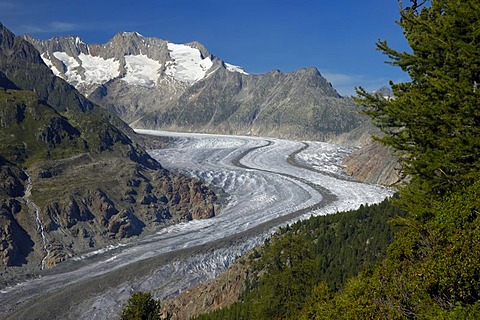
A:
[159, 257, 252, 320]
[27, 33, 366, 141]
[343, 140, 401, 185]
[0, 23, 219, 272]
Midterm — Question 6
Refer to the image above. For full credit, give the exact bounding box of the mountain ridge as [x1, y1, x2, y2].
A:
[27, 33, 369, 142]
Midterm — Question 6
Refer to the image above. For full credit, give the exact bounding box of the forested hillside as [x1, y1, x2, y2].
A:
[303, 1, 480, 317]
[193, 200, 405, 320]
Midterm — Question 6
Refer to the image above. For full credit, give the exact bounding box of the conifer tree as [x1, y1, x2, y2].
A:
[120, 292, 160, 320]
[356, 0, 480, 198]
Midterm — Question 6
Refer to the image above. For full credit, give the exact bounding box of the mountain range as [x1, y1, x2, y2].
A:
[0, 22, 399, 278]
[0, 23, 219, 274]
[27, 32, 367, 141]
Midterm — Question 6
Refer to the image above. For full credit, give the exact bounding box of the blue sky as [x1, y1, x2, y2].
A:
[0, 0, 410, 96]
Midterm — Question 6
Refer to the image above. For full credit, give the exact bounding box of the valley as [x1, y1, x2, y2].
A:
[1, 1, 475, 318]
[0, 131, 392, 319]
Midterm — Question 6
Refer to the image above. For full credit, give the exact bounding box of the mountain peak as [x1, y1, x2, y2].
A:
[26, 34, 90, 57]
[106, 31, 154, 55]
[123, 31, 144, 37]
[0, 22, 16, 47]
[112, 31, 145, 41]
[185, 41, 212, 59]
[373, 86, 394, 99]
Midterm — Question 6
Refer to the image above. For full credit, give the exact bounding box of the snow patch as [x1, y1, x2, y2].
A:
[41, 53, 62, 77]
[225, 63, 249, 75]
[121, 31, 144, 37]
[75, 36, 84, 46]
[122, 54, 162, 87]
[78, 53, 120, 86]
[165, 43, 213, 84]
[52, 51, 120, 90]
[53, 51, 81, 83]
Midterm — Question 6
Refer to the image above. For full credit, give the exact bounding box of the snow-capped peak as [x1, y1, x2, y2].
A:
[120, 31, 144, 37]
[33, 33, 250, 95]
[74, 36, 84, 46]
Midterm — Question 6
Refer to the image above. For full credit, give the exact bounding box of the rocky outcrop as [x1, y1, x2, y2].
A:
[4, 142, 219, 268]
[0, 158, 34, 268]
[0, 157, 27, 198]
[0, 159, 32, 268]
[329, 100, 402, 186]
[343, 140, 402, 186]
[159, 257, 252, 320]
[0, 200, 34, 267]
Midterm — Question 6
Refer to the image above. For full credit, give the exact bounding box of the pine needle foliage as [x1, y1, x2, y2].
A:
[356, 0, 480, 199]
[120, 292, 160, 320]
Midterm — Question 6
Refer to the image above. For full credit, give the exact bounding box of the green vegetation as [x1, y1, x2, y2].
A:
[194, 199, 405, 319]
[120, 292, 160, 320]
[0, 89, 87, 167]
[296, 181, 480, 319]
[0, 24, 139, 165]
[356, 0, 480, 199]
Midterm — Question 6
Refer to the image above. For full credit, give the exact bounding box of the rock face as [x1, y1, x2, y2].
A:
[26, 159, 218, 269]
[343, 140, 402, 186]
[159, 258, 252, 320]
[0, 23, 219, 271]
[0, 157, 33, 267]
[27, 33, 366, 141]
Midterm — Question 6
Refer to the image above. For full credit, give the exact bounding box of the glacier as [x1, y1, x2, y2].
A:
[123, 54, 162, 87]
[0, 131, 393, 319]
